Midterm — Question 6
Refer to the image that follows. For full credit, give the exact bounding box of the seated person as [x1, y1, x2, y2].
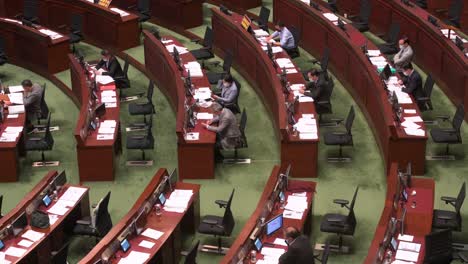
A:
[300, 69, 328, 101]
[398, 63, 424, 99]
[279, 227, 315, 264]
[22, 79, 44, 125]
[95, 49, 124, 79]
[212, 74, 238, 107]
[266, 21, 295, 51]
[392, 37, 414, 71]
[202, 103, 241, 161]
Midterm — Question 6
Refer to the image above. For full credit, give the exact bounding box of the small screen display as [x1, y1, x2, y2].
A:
[120, 238, 130, 252]
[266, 214, 283, 236]
[42, 195, 52, 207]
[279, 191, 285, 202]
[254, 238, 262, 251]
[159, 193, 166, 205]
[390, 237, 398, 251]
[0, 240, 4, 250]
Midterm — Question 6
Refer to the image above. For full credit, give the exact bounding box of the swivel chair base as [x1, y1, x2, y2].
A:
[453, 242, 468, 252]
[327, 146, 352, 162]
[426, 155, 456, 161]
[120, 94, 142, 102]
[30, 126, 60, 134]
[200, 244, 230, 255]
[315, 242, 350, 253]
[32, 161, 60, 167]
[126, 160, 153, 166]
[222, 158, 251, 164]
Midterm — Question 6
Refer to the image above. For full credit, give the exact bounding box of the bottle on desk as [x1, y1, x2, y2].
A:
[155, 203, 162, 216]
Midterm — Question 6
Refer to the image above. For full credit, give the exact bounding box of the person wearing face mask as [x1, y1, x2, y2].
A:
[392, 37, 413, 72]
[300, 69, 329, 101]
[398, 63, 424, 100]
[213, 74, 239, 107]
[279, 227, 315, 264]
[266, 21, 295, 51]
[95, 49, 125, 79]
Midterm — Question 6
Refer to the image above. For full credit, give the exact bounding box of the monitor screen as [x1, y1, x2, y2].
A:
[120, 238, 130, 253]
[158, 193, 166, 205]
[12, 212, 28, 236]
[254, 238, 263, 251]
[381, 64, 391, 81]
[0, 240, 4, 250]
[42, 195, 52, 207]
[279, 191, 285, 202]
[265, 214, 283, 236]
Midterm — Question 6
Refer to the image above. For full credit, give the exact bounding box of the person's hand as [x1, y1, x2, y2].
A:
[398, 80, 403, 85]
[201, 122, 209, 128]
[266, 36, 272, 42]
[206, 119, 213, 125]
[212, 94, 219, 100]
[299, 88, 305, 94]
[4, 101, 11, 106]
[273, 41, 281, 46]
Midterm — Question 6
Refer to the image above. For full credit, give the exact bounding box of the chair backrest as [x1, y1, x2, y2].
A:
[137, 0, 150, 12]
[44, 113, 54, 148]
[222, 189, 235, 236]
[203, 27, 213, 49]
[95, 191, 113, 237]
[322, 241, 330, 264]
[259, 7, 270, 26]
[289, 26, 300, 48]
[51, 242, 70, 264]
[184, 240, 200, 264]
[345, 106, 355, 135]
[321, 47, 330, 72]
[328, 0, 338, 13]
[452, 104, 464, 132]
[123, 56, 130, 78]
[239, 109, 247, 141]
[455, 182, 466, 213]
[40, 83, 49, 119]
[347, 186, 359, 227]
[448, 0, 463, 21]
[0, 36, 6, 54]
[147, 81, 154, 103]
[387, 22, 400, 44]
[23, 0, 38, 21]
[359, 0, 371, 23]
[0, 195, 3, 217]
[423, 74, 434, 98]
[71, 14, 83, 33]
[223, 51, 233, 73]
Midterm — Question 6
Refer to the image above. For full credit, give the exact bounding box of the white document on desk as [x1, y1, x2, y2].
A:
[96, 75, 114, 85]
[7, 105, 25, 114]
[8, 91, 24, 103]
[4, 246, 27, 258]
[21, 230, 45, 242]
[398, 241, 421, 252]
[283, 209, 304, 219]
[139, 240, 155, 249]
[401, 120, 420, 129]
[17, 239, 34, 248]
[395, 249, 419, 262]
[404, 116, 423, 123]
[97, 134, 114, 140]
[8, 85, 24, 93]
[141, 228, 164, 240]
[185, 132, 199, 141]
[98, 127, 115, 134]
[196, 112, 213, 120]
[118, 251, 150, 264]
[367, 50, 381, 57]
[323, 13, 338, 22]
[60, 186, 87, 202]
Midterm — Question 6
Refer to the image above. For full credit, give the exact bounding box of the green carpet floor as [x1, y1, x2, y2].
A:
[0, 1, 466, 263]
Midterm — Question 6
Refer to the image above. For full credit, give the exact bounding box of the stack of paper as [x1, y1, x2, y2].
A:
[323, 13, 339, 22]
[293, 115, 318, 140]
[196, 113, 213, 120]
[8, 105, 25, 114]
[97, 119, 116, 139]
[38, 29, 63, 40]
[165, 44, 188, 54]
[118, 251, 150, 264]
[96, 75, 114, 85]
[161, 39, 173, 44]
[261, 247, 285, 263]
[185, 132, 199, 141]
[395, 91, 413, 104]
[395, 249, 419, 262]
[21, 230, 45, 242]
[0, 126, 23, 142]
[194, 87, 212, 100]
[275, 58, 295, 68]
[141, 228, 164, 240]
[185, 61, 203, 77]
[3, 18, 21, 24]
[60, 186, 87, 203]
[369, 56, 388, 68]
[4, 246, 27, 258]
[401, 119, 425, 137]
[8, 85, 24, 93]
[110, 7, 129, 17]
[164, 189, 193, 213]
[367, 50, 381, 57]
[8, 93, 23, 105]
[47, 199, 75, 216]
[254, 29, 269, 37]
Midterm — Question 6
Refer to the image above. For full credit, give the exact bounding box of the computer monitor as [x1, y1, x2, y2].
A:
[253, 237, 263, 251]
[184, 71, 193, 97]
[455, 36, 465, 52]
[94, 103, 106, 119]
[427, 15, 439, 27]
[310, 1, 321, 11]
[185, 103, 196, 130]
[380, 64, 392, 81]
[391, 91, 401, 121]
[120, 238, 131, 253]
[390, 237, 398, 251]
[267, 43, 273, 60]
[265, 214, 283, 236]
[280, 67, 290, 95]
[11, 212, 27, 236]
[401, 188, 408, 202]
[279, 191, 285, 202]
[399, 163, 412, 189]
[158, 193, 166, 205]
[52, 171, 67, 189]
[173, 46, 180, 66]
[168, 169, 178, 191]
[337, 19, 346, 31]
[42, 194, 52, 207]
[287, 101, 296, 125]
[220, 5, 231, 16]
[0, 240, 4, 250]
[0, 104, 4, 124]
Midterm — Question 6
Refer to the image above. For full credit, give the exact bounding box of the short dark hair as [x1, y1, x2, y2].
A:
[101, 49, 111, 56]
[285, 227, 301, 239]
[401, 36, 410, 44]
[223, 74, 234, 83]
[21, 79, 33, 87]
[276, 21, 285, 28]
[308, 69, 320, 77]
[402, 63, 413, 70]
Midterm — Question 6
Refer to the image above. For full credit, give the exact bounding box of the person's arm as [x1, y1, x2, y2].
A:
[217, 86, 238, 104]
[207, 114, 228, 133]
[103, 58, 122, 77]
[270, 31, 280, 39]
[95, 60, 105, 70]
[402, 76, 416, 95]
[280, 31, 293, 48]
[395, 48, 413, 65]
[311, 83, 324, 100]
[279, 249, 296, 264]
[23, 92, 40, 107]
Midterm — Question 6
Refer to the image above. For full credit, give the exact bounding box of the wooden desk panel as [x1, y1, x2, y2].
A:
[274, 0, 428, 174]
[211, 8, 319, 178]
[0, 171, 90, 264]
[79, 168, 200, 264]
[143, 32, 216, 180]
[208, 0, 262, 12]
[221, 165, 316, 263]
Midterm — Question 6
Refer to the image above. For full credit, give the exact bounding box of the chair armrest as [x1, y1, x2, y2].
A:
[76, 219, 91, 225]
[333, 199, 349, 207]
[458, 252, 468, 262]
[130, 135, 146, 140]
[441, 129, 457, 134]
[436, 115, 450, 121]
[437, 214, 453, 220]
[206, 61, 222, 68]
[316, 100, 330, 106]
[327, 216, 345, 224]
[330, 118, 344, 124]
[441, 196, 457, 206]
[130, 123, 147, 128]
[215, 200, 228, 208]
[28, 137, 42, 141]
[331, 132, 348, 136]
[416, 97, 429, 102]
[202, 219, 218, 225]
[191, 38, 202, 44]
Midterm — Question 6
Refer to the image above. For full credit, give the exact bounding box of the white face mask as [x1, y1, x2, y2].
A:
[223, 82, 230, 88]
[404, 71, 410, 76]
[399, 45, 405, 50]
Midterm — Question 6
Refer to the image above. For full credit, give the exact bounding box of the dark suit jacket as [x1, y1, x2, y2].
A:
[402, 70, 424, 99]
[95, 57, 124, 79]
[306, 76, 330, 102]
[279, 235, 315, 264]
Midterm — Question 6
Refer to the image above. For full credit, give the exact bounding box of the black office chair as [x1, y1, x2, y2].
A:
[23, 0, 39, 24]
[310, 47, 330, 74]
[24, 113, 58, 167]
[316, 76, 342, 127]
[415, 0, 427, 9]
[0, 195, 3, 218]
[198, 189, 235, 254]
[36, 83, 50, 125]
[437, 0, 463, 28]
[285, 26, 300, 58]
[417, 74, 434, 113]
[226, 79, 241, 114]
[114, 56, 131, 99]
[351, 0, 371, 32]
[184, 240, 200, 264]
[314, 241, 330, 263]
[0, 37, 8, 67]
[429, 104, 464, 160]
[207, 51, 233, 85]
[126, 114, 154, 166]
[190, 27, 215, 67]
[73, 191, 113, 243]
[128, 80, 155, 125]
[136, 0, 151, 24]
[328, 0, 339, 13]
[319, 186, 359, 253]
[324, 106, 355, 162]
[51, 242, 70, 264]
[223, 108, 249, 164]
[63, 14, 82, 53]
[377, 22, 400, 55]
[255, 6, 270, 31]
[432, 182, 465, 232]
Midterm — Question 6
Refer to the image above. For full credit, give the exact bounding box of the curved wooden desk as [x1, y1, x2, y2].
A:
[211, 8, 319, 178]
[221, 165, 316, 263]
[273, 0, 428, 174]
[70, 55, 122, 182]
[409, 0, 468, 34]
[0, 17, 69, 74]
[207, 0, 262, 12]
[0, 171, 90, 264]
[78, 168, 200, 264]
[337, 0, 468, 122]
[0, 0, 139, 51]
[364, 163, 434, 264]
[143, 31, 216, 180]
